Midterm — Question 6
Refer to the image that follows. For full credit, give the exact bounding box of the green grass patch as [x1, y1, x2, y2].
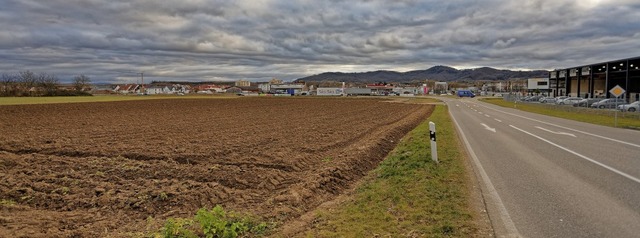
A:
[147, 205, 272, 238]
[0, 94, 236, 105]
[481, 98, 640, 129]
[305, 105, 478, 237]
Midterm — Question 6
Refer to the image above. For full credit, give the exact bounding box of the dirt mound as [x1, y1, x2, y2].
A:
[0, 98, 433, 237]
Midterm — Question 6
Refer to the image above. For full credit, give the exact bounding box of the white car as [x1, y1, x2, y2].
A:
[556, 97, 583, 105]
[539, 97, 556, 103]
[618, 101, 640, 112]
[553, 96, 568, 103]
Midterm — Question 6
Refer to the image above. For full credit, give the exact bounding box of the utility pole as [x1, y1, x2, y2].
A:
[139, 72, 144, 95]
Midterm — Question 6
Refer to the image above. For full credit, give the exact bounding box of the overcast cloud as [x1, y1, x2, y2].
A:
[1, 0, 639, 83]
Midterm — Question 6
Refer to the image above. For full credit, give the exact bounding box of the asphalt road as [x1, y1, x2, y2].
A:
[442, 97, 640, 238]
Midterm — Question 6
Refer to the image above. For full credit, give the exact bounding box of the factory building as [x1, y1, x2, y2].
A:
[549, 56, 640, 102]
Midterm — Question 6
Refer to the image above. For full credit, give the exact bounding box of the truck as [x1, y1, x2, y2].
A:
[316, 88, 344, 96]
[345, 88, 372, 96]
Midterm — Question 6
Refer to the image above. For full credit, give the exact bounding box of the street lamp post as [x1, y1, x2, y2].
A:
[139, 72, 144, 94]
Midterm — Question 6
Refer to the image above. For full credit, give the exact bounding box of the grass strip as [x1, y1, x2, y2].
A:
[304, 104, 480, 237]
[480, 98, 640, 129]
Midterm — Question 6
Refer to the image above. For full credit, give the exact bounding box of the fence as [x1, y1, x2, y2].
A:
[504, 95, 640, 120]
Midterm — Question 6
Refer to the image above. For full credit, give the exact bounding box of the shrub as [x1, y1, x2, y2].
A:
[161, 218, 196, 238]
[153, 205, 270, 238]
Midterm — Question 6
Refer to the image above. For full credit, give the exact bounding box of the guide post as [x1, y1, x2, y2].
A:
[429, 121, 438, 163]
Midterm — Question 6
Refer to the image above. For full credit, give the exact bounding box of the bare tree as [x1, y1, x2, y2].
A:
[37, 72, 59, 96]
[73, 74, 91, 91]
[1, 73, 17, 96]
[18, 71, 37, 96]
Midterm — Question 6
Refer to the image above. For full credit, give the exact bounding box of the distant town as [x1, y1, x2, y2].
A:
[1, 72, 545, 97]
[83, 77, 540, 97]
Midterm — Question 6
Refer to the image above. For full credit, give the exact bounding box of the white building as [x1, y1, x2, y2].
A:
[145, 87, 164, 95]
[270, 84, 305, 95]
[235, 80, 251, 87]
[527, 78, 550, 92]
[434, 82, 448, 94]
[258, 83, 270, 93]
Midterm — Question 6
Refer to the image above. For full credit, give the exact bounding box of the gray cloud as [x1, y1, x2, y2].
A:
[493, 38, 517, 48]
[1, 0, 639, 83]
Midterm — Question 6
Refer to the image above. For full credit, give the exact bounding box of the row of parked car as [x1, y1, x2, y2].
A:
[521, 95, 640, 112]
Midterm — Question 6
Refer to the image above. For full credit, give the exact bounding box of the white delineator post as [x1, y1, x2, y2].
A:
[429, 121, 438, 163]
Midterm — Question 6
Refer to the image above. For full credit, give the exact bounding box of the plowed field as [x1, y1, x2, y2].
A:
[0, 97, 433, 237]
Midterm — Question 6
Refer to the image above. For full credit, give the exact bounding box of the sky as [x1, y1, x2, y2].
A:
[1, 0, 639, 83]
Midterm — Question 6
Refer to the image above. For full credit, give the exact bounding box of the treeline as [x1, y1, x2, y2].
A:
[0, 71, 92, 97]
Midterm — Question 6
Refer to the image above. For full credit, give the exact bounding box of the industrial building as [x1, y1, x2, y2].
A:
[549, 56, 640, 102]
[527, 78, 550, 94]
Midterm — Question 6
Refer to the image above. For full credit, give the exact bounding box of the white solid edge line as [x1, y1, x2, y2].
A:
[510, 125, 640, 184]
[478, 102, 640, 148]
[449, 105, 521, 236]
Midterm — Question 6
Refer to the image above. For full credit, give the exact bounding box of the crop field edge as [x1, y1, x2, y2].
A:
[0, 94, 239, 105]
[0, 97, 436, 237]
[285, 104, 492, 237]
[0, 95, 446, 106]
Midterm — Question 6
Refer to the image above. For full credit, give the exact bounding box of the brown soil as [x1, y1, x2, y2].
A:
[0, 97, 433, 237]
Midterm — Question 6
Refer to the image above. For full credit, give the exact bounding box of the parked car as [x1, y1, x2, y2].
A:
[590, 98, 627, 109]
[524, 95, 543, 102]
[539, 97, 556, 103]
[556, 97, 583, 105]
[618, 101, 640, 112]
[573, 98, 603, 107]
[554, 96, 568, 102]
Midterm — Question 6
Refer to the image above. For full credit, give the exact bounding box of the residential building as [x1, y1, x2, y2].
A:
[235, 80, 251, 87]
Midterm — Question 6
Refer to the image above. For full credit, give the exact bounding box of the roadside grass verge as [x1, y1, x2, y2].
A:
[480, 98, 640, 129]
[303, 104, 481, 237]
[0, 94, 236, 105]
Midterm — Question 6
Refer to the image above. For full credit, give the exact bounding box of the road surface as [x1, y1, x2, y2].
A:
[442, 97, 640, 237]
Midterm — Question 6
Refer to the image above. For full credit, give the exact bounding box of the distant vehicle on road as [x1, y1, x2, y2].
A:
[590, 98, 627, 109]
[457, 90, 475, 98]
[618, 101, 640, 112]
[345, 88, 372, 96]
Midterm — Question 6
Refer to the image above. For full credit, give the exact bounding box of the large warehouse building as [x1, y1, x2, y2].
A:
[549, 56, 640, 102]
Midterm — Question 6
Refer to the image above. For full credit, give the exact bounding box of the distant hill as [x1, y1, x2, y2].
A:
[294, 66, 548, 83]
